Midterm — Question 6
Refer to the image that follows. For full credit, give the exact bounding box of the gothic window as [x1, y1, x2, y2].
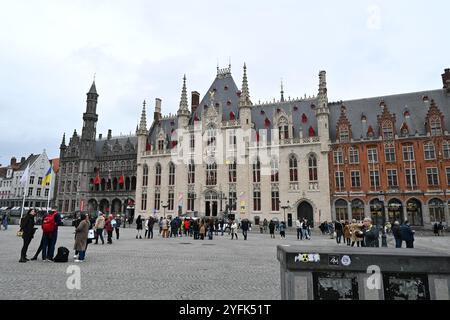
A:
[430, 117, 442, 136]
[155, 163, 162, 186]
[141, 192, 147, 211]
[253, 157, 261, 183]
[308, 154, 318, 182]
[289, 154, 298, 182]
[271, 157, 279, 183]
[154, 191, 161, 210]
[278, 117, 289, 140]
[158, 139, 164, 151]
[253, 188, 261, 211]
[188, 160, 195, 184]
[228, 158, 237, 183]
[142, 164, 148, 187]
[190, 133, 195, 152]
[206, 162, 217, 186]
[271, 187, 280, 211]
[168, 191, 174, 211]
[207, 126, 217, 148]
[424, 142, 436, 160]
[187, 193, 195, 211]
[168, 162, 175, 186]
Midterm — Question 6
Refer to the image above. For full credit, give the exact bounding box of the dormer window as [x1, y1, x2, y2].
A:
[339, 126, 350, 142]
[382, 121, 394, 139]
[158, 139, 164, 151]
[430, 117, 442, 136]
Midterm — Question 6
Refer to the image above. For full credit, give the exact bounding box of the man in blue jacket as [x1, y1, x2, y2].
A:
[400, 220, 415, 248]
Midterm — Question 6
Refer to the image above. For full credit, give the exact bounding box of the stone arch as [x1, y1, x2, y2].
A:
[111, 198, 122, 215]
[406, 198, 423, 226]
[99, 199, 110, 214]
[335, 199, 348, 222]
[297, 200, 315, 227]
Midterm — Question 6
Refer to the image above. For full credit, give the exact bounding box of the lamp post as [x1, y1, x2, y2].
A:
[281, 200, 290, 224]
[161, 201, 168, 219]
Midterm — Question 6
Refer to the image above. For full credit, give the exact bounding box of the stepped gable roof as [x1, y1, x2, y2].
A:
[329, 89, 450, 141]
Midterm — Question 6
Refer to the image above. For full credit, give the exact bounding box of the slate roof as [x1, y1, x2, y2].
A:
[329, 89, 450, 141]
[18, 154, 40, 170]
[95, 136, 138, 157]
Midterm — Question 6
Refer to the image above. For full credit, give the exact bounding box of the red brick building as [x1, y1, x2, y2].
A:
[329, 69, 450, 228]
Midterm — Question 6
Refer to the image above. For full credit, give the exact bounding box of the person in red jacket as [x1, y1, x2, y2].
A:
[104, 215, 114, 244]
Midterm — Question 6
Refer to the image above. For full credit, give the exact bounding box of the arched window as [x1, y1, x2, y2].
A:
[424, 142, 436, 160]
[382, 121, 394, 139]
[253, 157, 261, 183]
[188, 160, 195, 184]
[271, 157, 279, 182]
[308, 154, 318, 182]
[429, 198, 445, 222]
[335, 199, 348, 221]
[206, 162, 217, 186]
[289, 155, 298, 182]
[155, 163, 162, 186]
[430, 117, 442, 136]
[278, 117, 289, 140]
[142, 164, 148, 187]
[228, 158, 236, 183]
[207, 126, 217, 148]
[168, 162, 175, 186]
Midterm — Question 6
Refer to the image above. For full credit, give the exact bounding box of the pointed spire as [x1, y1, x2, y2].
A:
[88, 81, 97, 95]
[317, 70, 329, 114]
[240, 63, 252, 107]
[60, 133, 66, 148]
[280, 79, 285, 102]
[138, 100, 148, 135]
[178, 75, 189, 113]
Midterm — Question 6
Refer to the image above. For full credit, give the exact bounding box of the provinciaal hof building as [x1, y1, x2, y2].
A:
[135, 64, 333, 227]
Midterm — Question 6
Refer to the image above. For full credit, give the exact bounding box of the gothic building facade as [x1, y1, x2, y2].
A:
[56, 82, 138, 218]
[135, 65, 332, 227]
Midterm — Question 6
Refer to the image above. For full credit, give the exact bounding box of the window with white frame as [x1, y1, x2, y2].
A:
[334, 149, 344, 165]
[424, 143, 436, 160]
[335, 171, 344, 189]
[403, 145, 415, 162]
[349, 147, 359, 164]
[368, 148, 378, 164]
[351, 171, 361, 188]
[387, 169, 398, 188]
[289, 155, 298, 182]
[405, 168, 417, 187]
[309, 154, 318, 182]
[369, 170, 380, 188]
[430, 117, 442, 136]
[443, 141, 450, 159]
[426, 167, 439, 186]
[385, 144, 396, 162]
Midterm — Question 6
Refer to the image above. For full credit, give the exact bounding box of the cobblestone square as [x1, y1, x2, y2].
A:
[0, 226, 449, 300]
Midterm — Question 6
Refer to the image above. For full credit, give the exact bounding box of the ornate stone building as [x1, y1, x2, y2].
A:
[56, 82, 138, 218]
[135, 65, 332, 226]
[328, 69, 450, 228]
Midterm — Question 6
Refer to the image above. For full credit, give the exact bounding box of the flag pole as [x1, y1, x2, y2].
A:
[20, 178, 28, 220]
[46, 171, 52, 213]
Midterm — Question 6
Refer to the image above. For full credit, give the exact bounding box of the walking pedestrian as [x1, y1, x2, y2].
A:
[105, 215, 114, 244]
[161, 217, 169, 238]
[241, 219, 249, 240]
[2, 211, 9, 230]
[114, 215, 121, 240]
[392, 221, 402, 248]
[74, 213, 89, 262]
[199, 221, 206, 240]
[269, 220, 275, 239]
[230, 220, 238, 240]
[19, 209, 37, 263]
[335, 220, 343, 244]
[94, 213, 106, 244]
[147, 217, 155, 239]
[136, 215, 143, 239]
[296, 220, 302, 240]
[279, 221, 286, 239]
[343, 221, 352, 246]
[400, 220, 415, 248]
[302, 219, 310, 240]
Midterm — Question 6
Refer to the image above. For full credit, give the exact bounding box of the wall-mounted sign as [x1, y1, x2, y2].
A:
[295, 253, 320, 263]
[328, 255, 340, 266]
[341, 255, 352, 267]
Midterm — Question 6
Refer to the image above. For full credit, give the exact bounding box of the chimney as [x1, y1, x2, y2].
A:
[154, 98, 162, 121]
[191, 91, 200, 113]
[442, 68, 450, 94]
[107, 130, 112, 140]
[10, 157, 16, 166]
[99, 133, 103, 140]
[20, 157, 25, 163]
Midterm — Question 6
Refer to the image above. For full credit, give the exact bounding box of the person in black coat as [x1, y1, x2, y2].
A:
[400, 220, 415, 248]
[392, 221, 402, 248]
[241, 219, 250, 240]
[19, 209, 38, 263]
[362, 218, 379, 248]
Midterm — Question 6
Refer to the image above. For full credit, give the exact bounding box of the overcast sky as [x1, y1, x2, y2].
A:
[0, 0, 449, 166]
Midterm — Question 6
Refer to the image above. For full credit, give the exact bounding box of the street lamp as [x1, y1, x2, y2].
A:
[161, 201, 169, 218]
[280, 200, 290, 224]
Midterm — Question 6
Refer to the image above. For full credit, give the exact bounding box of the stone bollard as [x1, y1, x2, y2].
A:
[277, 245, 450, 300]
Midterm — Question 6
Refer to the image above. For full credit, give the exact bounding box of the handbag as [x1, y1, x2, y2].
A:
[16, 230, 23, 237]
[88, 229, 95, 239]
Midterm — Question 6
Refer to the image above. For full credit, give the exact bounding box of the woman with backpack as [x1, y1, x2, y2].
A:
[74, 213, 89, 262]
[135, 215, 143, 239]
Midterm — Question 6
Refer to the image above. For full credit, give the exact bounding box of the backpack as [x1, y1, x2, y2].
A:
[53, 247, 69, 263]
[42, 213, 57, 234]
